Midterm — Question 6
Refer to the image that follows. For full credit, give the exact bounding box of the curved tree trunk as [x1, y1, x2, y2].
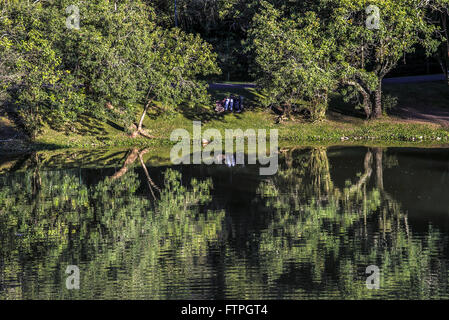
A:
[344, 80, 372, 119]
[133, 99, 156, 139]
[348, 149, 373, 195]
[111, 148, 140, 180]
[139, 151, 161, 200]
[138, 102, 151, 132]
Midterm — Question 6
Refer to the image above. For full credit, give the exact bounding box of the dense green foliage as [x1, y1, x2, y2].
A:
[330, 0, 441, 118]
[248, 0, 444, 120]
[151, 0, 449, 120]
[0, 0, 220, 136]
[0, 2, 85, 136]
[1, 0, 449, 138]
[248, 2, 340, 121]
[429, 0, 449, 84]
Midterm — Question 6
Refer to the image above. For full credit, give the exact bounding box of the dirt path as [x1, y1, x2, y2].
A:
[382, 74, 447, 84]
[390, 105, 449, 127]
[209, 83, 256, 90]
[0, 108, 27, 144]
[0, 117, 22, 141]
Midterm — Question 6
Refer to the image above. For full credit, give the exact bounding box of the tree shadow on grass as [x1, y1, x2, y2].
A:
[74, 115, 109, 136]
[106, 119, 126, 132]
[327, 93, 367, 121]
[178, 104, 227, 123]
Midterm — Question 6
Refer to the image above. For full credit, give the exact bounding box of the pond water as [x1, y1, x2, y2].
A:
[1, 146, 449, 299]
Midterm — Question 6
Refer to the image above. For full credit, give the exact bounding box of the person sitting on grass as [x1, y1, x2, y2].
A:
[239, 96, 244, 112]
[224, 97, 231, 111]
[234, 96, 244, 113]
[228, 95, 235, 112]
[234, 96, 240, 112]
[215, 99, 226, 113]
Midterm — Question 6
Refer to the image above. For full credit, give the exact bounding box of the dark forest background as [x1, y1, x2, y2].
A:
[150, 0, 447, 81]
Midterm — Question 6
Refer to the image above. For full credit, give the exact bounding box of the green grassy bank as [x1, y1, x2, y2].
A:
[2, 82, 449, 153]
[32, 109, 449, 148]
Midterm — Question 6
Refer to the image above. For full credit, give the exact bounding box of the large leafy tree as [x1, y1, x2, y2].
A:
[0, 1, 85, 137]
[327, 0, 440, 118]
[46, 0, 220, 136]
[1, 0, 220, 138]
[248, 0, 441, 120]
[248, 2, 341, 121]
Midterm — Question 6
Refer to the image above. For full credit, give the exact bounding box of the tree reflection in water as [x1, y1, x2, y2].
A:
[0, 150, 224, 299]
[0, 147, 448, 299]
[254, 147, 449, 299]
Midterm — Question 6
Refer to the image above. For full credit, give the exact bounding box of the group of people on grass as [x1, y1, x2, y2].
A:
[215, 95, 244, 113]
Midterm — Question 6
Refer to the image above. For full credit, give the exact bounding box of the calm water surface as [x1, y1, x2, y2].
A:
[1, 146, 449, 299]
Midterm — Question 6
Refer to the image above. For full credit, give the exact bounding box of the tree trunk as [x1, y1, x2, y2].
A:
[442, 12, 449, 86]
[444, 64, 449, 86]
[139, 151, 160, 200]
[138, 102, 151, 132]
[348, 149, 373, 194]
[344, 80, 371, 119]
[437, 54, 449, 86]
[32, 153, 41, 196]
[134, 99, 156, 139]
[360, 88, 372, 119]
[373, 148, 384, 191]
[440, 56, 449, 86]
[371, 81, 382, 119]
[111, 148, 140, 180]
